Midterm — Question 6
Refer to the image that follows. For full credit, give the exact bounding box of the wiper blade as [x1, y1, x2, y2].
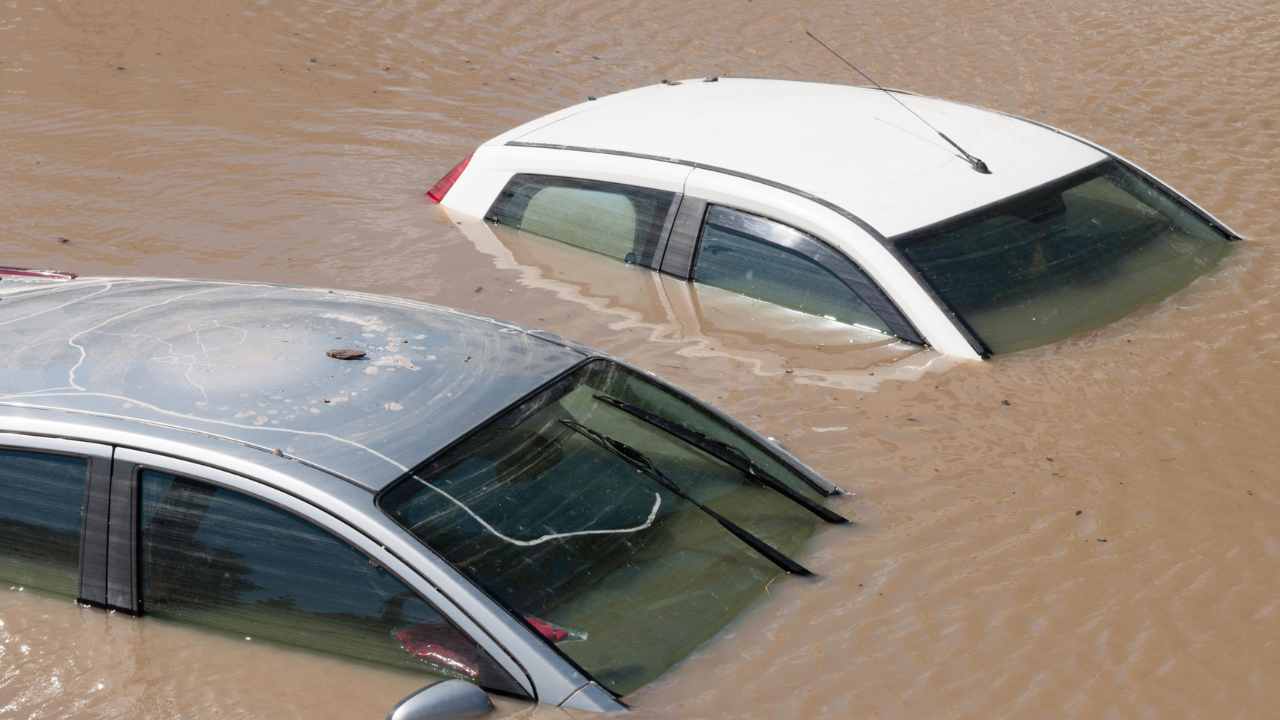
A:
[594, 394, 848, 524]
[559, 419, 813, 577]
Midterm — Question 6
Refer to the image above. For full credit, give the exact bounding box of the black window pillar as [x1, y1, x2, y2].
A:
[75, 452, 113, 607]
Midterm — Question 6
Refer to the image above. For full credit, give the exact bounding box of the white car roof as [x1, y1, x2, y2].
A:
[495, 78, 1107, 237]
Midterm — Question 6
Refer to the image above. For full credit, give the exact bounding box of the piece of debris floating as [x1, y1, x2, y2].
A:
[326, 348, 366, 360]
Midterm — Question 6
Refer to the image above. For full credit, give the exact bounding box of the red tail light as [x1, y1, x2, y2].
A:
[426, 152, 473, 203]
[0, 266, 77, 280]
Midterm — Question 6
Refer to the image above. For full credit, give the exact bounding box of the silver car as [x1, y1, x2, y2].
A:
[0, 272, 845, 717]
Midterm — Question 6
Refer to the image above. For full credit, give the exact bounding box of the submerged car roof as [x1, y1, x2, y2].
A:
[494, 78, 1107, 237]
[0, 277, 587, 491]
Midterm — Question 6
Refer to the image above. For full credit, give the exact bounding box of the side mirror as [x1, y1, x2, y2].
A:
[387, 680, 495, 720]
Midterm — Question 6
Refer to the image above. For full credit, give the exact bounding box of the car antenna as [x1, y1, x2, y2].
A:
[805, 30, 991, 175]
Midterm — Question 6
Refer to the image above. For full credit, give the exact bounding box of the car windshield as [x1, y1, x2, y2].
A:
[379, 359, 825, 696]
[897, 160, 1232, 354]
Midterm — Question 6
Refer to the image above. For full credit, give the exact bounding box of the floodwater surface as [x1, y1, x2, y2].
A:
[3, 1, 1279, 718]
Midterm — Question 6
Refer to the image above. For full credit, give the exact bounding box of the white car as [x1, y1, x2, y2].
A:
[429, 78, 1240, 359]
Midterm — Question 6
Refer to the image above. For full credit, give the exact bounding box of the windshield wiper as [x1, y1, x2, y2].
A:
[559, 419, 813, 577]
[594, 394, 848, 525]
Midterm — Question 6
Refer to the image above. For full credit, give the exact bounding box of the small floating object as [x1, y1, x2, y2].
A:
[326, 348, 366, 360]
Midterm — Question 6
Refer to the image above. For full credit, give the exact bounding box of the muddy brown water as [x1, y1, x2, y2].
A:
[3, 1, 1279, 718]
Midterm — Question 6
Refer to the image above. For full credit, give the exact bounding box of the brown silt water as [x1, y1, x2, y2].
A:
[3, 1, 1279, 718]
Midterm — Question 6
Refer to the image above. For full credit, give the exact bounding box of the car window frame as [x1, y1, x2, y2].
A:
[484, 173, 681, 270]
[890, 158, 1237, 356]
[689, 204, 925, 344]
[499, 142, 959, 352]
[375, 354, 844, 699]
[0, 433, 112, 604]
[109, 447, 537, 702]
[482, 168, 926, 347]
[888, 162, 1106, 358]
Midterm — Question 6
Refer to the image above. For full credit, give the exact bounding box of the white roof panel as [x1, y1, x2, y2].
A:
[511, 79, 1106, 237]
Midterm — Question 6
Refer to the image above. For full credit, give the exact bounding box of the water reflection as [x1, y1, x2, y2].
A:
[4, 0, 1280, 716]
[449, 213, 953, 390]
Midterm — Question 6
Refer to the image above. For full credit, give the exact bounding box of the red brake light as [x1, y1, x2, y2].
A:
[426, 152, 473, 203]
[0, 266, 77, 280]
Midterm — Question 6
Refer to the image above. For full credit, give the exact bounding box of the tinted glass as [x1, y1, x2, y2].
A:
[899, 160, 1232, 354]
[139, 470, 523, 696]
[0, 449, 87, 597]
[486, 174, 675, 266]
[693, 206, 892, 334]
[381, 359, 821, 696]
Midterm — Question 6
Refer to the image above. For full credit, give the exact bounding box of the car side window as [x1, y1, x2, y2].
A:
[487, 174, 676, 267]
[137, 469, 525, 697]
[0, 449, 88, 597]
[693, 206, 894, 335]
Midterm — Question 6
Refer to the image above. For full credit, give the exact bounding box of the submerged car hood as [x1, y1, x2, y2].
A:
[0, 277, 587, 490]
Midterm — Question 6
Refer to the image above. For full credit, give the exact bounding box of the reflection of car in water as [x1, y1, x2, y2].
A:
[450, 216, 936, 386]
[0, 273, 844, 716]
[430, 78, 1241, 358]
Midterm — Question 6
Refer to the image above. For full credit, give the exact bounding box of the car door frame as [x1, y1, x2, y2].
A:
[672, 201, 923, 342]
[1, 405, 624, 711]
[0, 431, 113, 606]
[465, 161, 938, 350]
[677, 166, 984, 358]
[441, 143, 694, 234]
[455, 143, 985, 358]
[104, 447, 556, 704]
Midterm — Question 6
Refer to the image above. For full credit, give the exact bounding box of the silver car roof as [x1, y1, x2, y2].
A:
[0, 276, 589, 491]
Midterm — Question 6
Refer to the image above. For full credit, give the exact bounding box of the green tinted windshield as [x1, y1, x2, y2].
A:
[379, 359, 824, 696]
[899, 160, 1232, 354]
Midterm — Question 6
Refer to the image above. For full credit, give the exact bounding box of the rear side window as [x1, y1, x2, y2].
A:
[138, 470, 524, 696]
[0, 449, 88, 596]
[693, 206, 901, 337]
[487, 174, 676, 267]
